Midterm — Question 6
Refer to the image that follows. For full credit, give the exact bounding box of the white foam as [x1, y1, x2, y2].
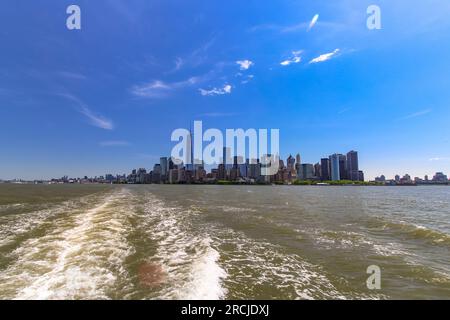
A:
[138, 193, 228, 300]
[0, 189, 135, 300]
[177, 240, 228, 300]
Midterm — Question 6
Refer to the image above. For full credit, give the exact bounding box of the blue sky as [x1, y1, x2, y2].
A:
[1, 0, 450, 180]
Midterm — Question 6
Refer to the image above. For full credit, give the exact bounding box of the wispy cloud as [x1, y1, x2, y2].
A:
[236, 60, 254, 70]
[250, 19, 344, 34]
[131, 80, 173, 98]
[308, 14, 319, 31]
[338, 107, 352, 114]
[100, 140, 130, 147]
[280, 51, 302, 66]
[199, 84, 232, 96]
[57, 93, 114, 130]
[241, 74, 254, 84]
[174, 57, 184, 71]
[429, 157, 450, 161]
[184, 36, 216, 67]
[131, 76, 202, 98]
[78, 106, 114, 130]
[309, 49, 340, 64]
[58, 71, 87, 80]
[165, 57, 184, 74]
[197, 112, 239, 117]
[401, 109, 432, 120]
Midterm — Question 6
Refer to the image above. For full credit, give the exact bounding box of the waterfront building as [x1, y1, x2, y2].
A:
[230, 167, 240, 181]
[295, 153, 301, 173]
[168, 157, 175, 171]
[223, 147, 232, 170]
[320, 158, 330, 181]
[400, 174, 412, 184]
[248, 159, 260, 179]
[433, 172, 448, 182]
[160, 157, 168, 182]
[329, 154, 341, 181]
[298, 164, 315, 180]
[169, 169, 178, 184]
[218, 164, 226, 180]
[357, 171, 364, 182]
[210, 169, 219, 180]
[338, 154, 347, 180]
[239, 162, 248, 178]
[314, 163, 321, 179]
[287, 155, 295, 170]
[178, 168, 187, 183]
[346, 151, 360, 181]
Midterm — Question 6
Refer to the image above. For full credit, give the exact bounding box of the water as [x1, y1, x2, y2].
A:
[0, 184, 449, 300]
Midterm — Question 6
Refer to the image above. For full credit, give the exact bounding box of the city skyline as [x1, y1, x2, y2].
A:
[3, 148, 448, 186]
[1, 1, 450, 180]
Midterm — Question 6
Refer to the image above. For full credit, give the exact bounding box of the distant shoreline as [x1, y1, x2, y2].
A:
[1, 182, 448, 187]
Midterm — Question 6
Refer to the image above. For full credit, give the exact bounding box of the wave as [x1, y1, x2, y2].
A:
[0, 194, 105, 249]
[0, 189, 135, 300]
[368, 218, 450, 246]
[210, 228, 383, 300]
[137, 193, 227, 300]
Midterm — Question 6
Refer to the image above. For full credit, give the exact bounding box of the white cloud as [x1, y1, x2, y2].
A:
[131, 80, 172, 98]
[308, 14, 319, 31]
[241, 74, 254, 84]
[402, 109, 432, 120]
[197, 112, 239, 117]
[258, 19, 339, 33]
[79, 106, 114, 130]
[280, 51, 302, 66]
[338, 107, 352, 114]
[199, 84, 232, 96]
[429, 157, 450, 162]
[100, 140, 130, 147]
[165, 57, 184, 74]
[309, 49, 340, 64]
[174, 57, 184, 70]
[131, 76, 204, 98]
[57, 93, 114, 130]
[236, 60, 254, 70]
[58, 71, 87, 80]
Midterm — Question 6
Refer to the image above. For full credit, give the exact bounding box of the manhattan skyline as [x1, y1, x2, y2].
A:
[1, 1, 450, 180]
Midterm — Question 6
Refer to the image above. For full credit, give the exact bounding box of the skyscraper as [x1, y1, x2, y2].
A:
[329, 154, 341, 181]
[186, 128, 193, 171]
[320, 158, 330, 181]
[314, 163, 321, 179]
[287, 155, 295, 169]
[295, 153, 301, 173]
[346, 151, 360, 181]
[168, 157, 175, 170]
[248, 158, 260, 179]
[297, 164, 315, 180]
[160, 157, 168, 179]
[221, 147, 232, 179]
[338, 154, 347, 180]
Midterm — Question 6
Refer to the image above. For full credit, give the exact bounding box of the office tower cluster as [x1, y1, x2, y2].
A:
[125, 149, 365, 184]
[374, 172, 449, 186]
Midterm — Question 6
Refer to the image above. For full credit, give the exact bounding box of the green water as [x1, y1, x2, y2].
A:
[0, 184, 449, 299]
